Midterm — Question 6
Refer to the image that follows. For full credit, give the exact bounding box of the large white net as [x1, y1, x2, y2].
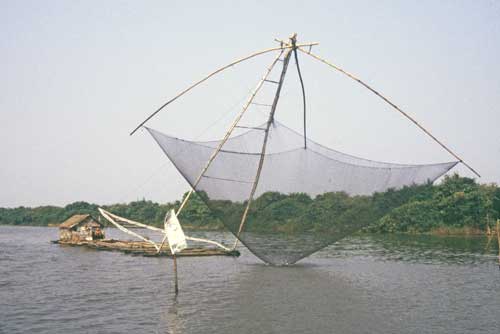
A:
[146, 122, 457, 265]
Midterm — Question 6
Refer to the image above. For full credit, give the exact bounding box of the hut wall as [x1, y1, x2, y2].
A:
[59, 229, 73, 242]
[58, 218, 105, 243]
[77, 226, 94, 241]
[70, 231, 84, 243]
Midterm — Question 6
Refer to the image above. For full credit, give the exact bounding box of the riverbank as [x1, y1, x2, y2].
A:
[2, 174, 499, 235]
[3, 224, 497, 237]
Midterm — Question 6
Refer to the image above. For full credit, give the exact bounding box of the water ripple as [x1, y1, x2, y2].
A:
[1, 226, 499, 334]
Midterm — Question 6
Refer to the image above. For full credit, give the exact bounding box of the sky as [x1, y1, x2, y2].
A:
[1, 0, 499, 208]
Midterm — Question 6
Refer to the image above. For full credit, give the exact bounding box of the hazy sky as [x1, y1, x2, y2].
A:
[1, 0, 499, 208]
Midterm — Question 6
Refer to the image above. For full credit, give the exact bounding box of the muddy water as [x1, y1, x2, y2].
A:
[1, 226, 499, 333]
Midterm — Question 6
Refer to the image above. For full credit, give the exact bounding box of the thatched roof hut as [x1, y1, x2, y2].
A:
[59, 214, 104, 243]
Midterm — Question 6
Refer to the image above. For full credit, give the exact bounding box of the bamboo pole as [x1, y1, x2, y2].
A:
[165, 212, 180, 296]
[185, 236, 230, 251]
[100, 208, 230, 251]
[130, 42, 318, 135]
[233, 41, 295, 248]
[296, 47, 480, 178]
[103, 209, 164, 232]
[497, 219, 500, 268]
[98, 208, 161, 251]
[173, 253, 179, 295]
[175, 49, 286, 216]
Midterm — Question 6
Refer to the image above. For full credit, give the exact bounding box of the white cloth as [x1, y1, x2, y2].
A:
[164, 209, 187, 254]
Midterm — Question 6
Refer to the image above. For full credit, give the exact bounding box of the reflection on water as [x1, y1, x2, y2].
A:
[316, 233, 499, 265]
[1, 226, 499, 334]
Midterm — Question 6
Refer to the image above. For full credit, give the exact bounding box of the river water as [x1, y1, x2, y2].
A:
[1, 226, 499, 333]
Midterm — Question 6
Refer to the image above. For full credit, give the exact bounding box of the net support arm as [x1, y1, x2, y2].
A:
[103, 208, 164, 232]
[130, 42, 318, 135]
[233, 44, 294, 249]
[175, 49, 286, 216]
[296, 47, 480, 178]
[99, 208, 161, 252]
[99, 208, 231, 252]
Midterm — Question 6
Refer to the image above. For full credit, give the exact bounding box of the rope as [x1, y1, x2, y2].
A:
[292, 39, 308, 148]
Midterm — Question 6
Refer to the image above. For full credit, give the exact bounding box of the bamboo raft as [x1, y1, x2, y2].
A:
[52, 239, 240, 257]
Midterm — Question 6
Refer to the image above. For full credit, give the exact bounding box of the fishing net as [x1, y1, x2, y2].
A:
[146, 122, 457, 265]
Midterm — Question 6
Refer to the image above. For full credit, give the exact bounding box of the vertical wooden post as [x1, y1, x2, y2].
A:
[173, 253, 179, 295]
[496, 219, 500, 269]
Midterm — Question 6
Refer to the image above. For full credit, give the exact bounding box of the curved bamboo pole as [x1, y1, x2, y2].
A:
[129, 42, 318, 135]
[99, 208, 161, 251]
[104, 209, 164, 232]
[297, 47, 480, 178]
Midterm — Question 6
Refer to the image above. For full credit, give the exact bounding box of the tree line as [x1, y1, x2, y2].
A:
[1, 174, 499, 234]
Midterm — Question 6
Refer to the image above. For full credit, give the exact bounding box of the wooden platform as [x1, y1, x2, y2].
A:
[52, 239, 240, 257]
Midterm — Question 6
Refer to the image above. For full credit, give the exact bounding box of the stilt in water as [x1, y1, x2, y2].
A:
[173, 254, 179, 295]
[486, 214, 492, 236]
[496, 219, 500, 270]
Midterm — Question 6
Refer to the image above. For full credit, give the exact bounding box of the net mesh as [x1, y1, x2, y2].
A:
[146, 122, 457, 265]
